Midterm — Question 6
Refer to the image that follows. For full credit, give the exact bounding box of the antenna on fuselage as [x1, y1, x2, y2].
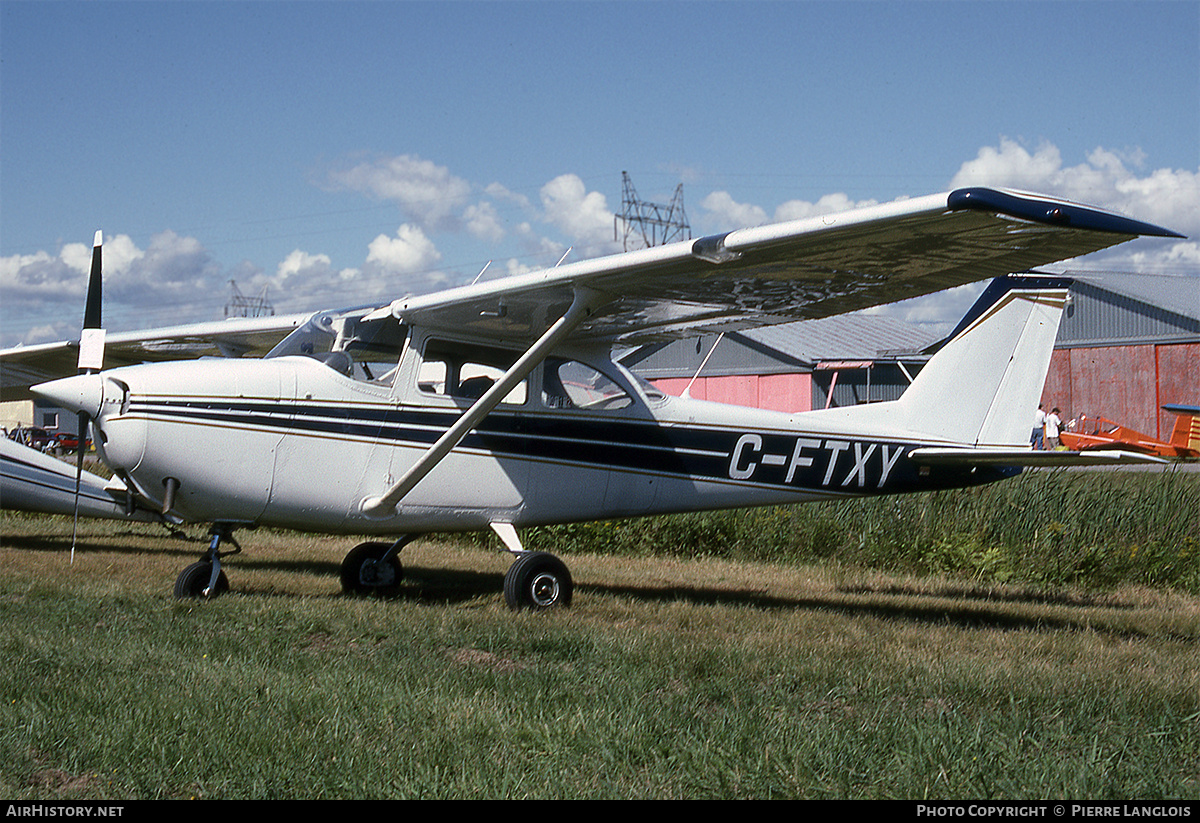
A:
[682, 332, 724, 400]
[471, 261, 493, 285]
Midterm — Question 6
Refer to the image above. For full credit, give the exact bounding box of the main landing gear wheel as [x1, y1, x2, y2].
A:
[340, 541, 404, 597]
[174, 561, 229, 599]
[503, 552, 572, 611]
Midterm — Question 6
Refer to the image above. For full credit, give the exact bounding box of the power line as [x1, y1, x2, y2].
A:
[225, 279, 275, 318]
[614, 171, 690, 251]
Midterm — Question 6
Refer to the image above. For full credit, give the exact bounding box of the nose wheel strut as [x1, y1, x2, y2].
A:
[174, 524, 241, 599]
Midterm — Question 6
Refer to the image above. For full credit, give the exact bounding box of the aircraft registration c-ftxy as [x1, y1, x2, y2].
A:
[1, 188, 1183, 609]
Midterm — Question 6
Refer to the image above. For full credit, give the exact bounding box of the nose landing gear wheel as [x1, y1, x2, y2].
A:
[174, 525, 238, 599]
[504, 552, 572, 610]
[174, 561, 229, 599]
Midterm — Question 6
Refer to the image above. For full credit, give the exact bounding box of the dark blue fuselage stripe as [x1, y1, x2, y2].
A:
[129, 399, 724, 477]
[133, 399, 702, 448]
[125, 398, 1005, 494]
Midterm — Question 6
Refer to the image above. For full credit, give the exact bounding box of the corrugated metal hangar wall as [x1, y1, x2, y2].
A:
[1041, 274, 1200, 442]
[629, 272, 1199, 443]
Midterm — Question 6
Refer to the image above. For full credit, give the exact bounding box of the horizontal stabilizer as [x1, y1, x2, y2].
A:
[910, 447, 1168, 467]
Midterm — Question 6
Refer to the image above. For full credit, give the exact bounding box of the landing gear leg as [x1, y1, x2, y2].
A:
[174, 524, 240, 599]
[340, 534, 416, 597]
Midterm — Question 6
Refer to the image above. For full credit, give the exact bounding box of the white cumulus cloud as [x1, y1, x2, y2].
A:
[1, 230, 230, 345]
[698, 191, 768, 229]
[366, 224, 442, 276]
[539, 174, 620, 253]
[329, 154, 472, 232]
[463, 201, 505, 243]
[773, 193, 880, 223]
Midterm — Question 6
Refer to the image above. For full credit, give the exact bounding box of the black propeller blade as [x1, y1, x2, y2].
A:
[71, 231, 105, 560]
[82, 230, 103, 332]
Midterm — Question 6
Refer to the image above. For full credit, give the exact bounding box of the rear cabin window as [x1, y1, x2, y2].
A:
[419, 340, 528, 405]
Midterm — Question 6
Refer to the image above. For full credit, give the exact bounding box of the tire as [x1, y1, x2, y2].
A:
[174, 561, 229, 599]
[503, 552, 572, 611]
[340, 542, 403, 597]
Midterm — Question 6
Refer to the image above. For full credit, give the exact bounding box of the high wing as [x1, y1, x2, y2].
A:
[3, 188, 1181, 400]
[1, 313, 308, 400]
[378, 187, 1183, 345]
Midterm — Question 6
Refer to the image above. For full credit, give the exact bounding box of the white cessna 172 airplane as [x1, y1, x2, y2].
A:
[1, 187, 1182, 608]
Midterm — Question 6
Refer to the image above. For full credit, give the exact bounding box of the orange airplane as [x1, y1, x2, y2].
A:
[1060, 404, 1200, 459]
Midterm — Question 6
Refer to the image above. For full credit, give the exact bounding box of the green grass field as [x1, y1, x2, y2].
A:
[2, 468, 1198, 799]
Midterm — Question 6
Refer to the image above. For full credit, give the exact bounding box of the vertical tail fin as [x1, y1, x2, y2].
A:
[893, 275, 1071, 447]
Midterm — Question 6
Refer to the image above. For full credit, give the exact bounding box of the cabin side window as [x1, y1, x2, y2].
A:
[418, 339, 528, 405]
[542, 358, 632, 411]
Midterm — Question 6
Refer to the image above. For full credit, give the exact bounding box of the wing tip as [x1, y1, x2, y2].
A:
[947, 187, 1184, 238]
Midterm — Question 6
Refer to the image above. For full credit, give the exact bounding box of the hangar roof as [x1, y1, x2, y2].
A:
[623, 314, 934, 378]
[743, 314, 934, 363]
[1055, 270, 1200, 346]
[625, 270, 1199, 379]
[1068, 271, 1199, 321]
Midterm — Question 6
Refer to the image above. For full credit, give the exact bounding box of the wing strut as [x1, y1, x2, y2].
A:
[360, 287, 605, 518]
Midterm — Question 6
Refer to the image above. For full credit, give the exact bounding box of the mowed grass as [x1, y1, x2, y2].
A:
[2, 470, 1199, 799]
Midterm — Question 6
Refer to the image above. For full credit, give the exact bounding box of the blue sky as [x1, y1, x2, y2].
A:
[2, 1, 1197, 347]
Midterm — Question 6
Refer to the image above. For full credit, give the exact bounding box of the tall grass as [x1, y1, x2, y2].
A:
[496, 468, 1200, 593]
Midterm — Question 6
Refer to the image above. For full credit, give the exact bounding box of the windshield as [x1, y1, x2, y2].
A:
[268, 309, 409, 385]
[543, 358, 632, 410]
